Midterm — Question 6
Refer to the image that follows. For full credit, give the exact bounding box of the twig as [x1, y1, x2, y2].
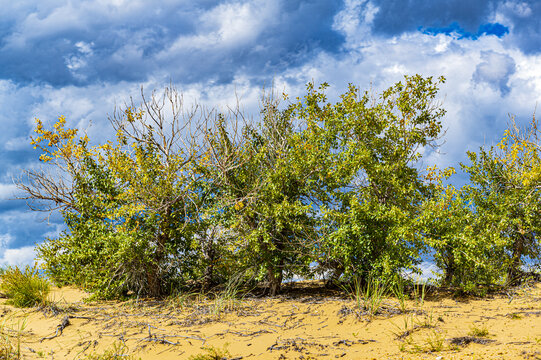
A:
[40, 316, 70, 342]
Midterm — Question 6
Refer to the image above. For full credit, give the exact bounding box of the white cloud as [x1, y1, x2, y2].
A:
[0, 233, 14, 247]
[0, 246, 36, 267]
[472, 50, 516, 95]
[0, 184, 19, 200]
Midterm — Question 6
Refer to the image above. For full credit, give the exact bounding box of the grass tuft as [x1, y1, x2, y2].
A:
[210, 277, 242, 318]
[83, 342, 140, 360]
[0, 316, 27, 360]
[344, 275, 389, 319]
[468, 323, 490, 337]
[188, 345, 231, 360]
[0, 264, 50, 308]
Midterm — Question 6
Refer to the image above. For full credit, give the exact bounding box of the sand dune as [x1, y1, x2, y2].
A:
[1, 281, 540, 359]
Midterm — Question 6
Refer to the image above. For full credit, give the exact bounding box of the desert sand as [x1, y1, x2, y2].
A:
[1, 281, 540, 359]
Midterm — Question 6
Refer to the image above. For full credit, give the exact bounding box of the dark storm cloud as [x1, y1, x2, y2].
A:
[370, 0, 495, 35]
[497, 0, 541, 54]
[0, 0, 345, 87]
[368, 0, 541, 54]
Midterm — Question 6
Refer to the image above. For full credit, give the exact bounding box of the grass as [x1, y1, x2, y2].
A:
[345, 275, 389, 319]
[392, 276, 408, 313]
[398, 327, 448, 353]
[468, 323, 490, 337]
[167, 290, 201, 310]
[0, 264, 50, 308]
[84, 342, 140, 360]
[411, 277, 428, 308]
[188, 345, 231, 360]
[209, 277, 242, 318]
[0, 316, 27, 360]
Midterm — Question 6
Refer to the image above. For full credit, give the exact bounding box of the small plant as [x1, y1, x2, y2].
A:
[468, 324, 489, 337]
[210, 276, 242, 319]
[401, 330, 447, 353]
[419, 309, 437, 329]
[0, 316, 27, 360]
[412, 278, 427, 308]
[392, 276, 408, 313]
[346, 275, 389, 319]
[509, 313, 522, 320]
[0, 264, 50, 308]
[423, 330, 446, 352]
[167, 290, 199, 310]
[189, 345, 231, 360]
[84, 342, 139, 360]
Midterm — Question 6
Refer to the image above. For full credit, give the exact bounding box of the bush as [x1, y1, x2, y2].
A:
[0, 264, 50, 307]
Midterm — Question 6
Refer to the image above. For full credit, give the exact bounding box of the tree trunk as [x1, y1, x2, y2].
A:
[508, 234, 525, 283]
[267, 261, 283, 296]
[201, 237, 216, 293]
[443, 247, 455, 286]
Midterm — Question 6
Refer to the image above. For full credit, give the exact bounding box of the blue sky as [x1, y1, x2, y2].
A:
[1, 0, 540, 266]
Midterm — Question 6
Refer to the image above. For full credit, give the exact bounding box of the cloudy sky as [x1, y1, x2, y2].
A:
[1, 0, 540, 266]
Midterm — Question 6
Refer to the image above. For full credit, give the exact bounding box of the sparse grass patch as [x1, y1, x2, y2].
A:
[188, 344, 231, 360]
[83, 342, 139, 360]
[167, 290, 201, 311]
[209, 278, 242, 318]
[345, 275, 389, 319]
[392, 276, 408, 313]
[468, 323, 490, 337]
[0, 316, 27, 360]
[411, 278, 428, 308]
[400, 329, 448, 353]
[0, 264, 50, 308]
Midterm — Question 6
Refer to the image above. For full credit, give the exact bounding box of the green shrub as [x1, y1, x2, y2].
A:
[0, 264, 50, 307]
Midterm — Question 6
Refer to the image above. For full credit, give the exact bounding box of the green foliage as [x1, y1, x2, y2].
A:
[419, 181, 505, 291]
[23, 74, 540, 300]
[420, 115, 541, 292]
[299, 75, 447, 282]
[0, 265, 50, 308]
[205, 94, 323, 295]
[32, 88, 211, 299]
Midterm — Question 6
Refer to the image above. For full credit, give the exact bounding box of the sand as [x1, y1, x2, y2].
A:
[1, 281, 540, 359]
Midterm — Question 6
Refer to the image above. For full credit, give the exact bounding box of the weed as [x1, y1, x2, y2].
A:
[189, 344, 231, 360]
[0, 316, 27, 360]
[401, 330, 447, 353]
[346, 275, 389, 319]
[468, 324, 489, 337]
[412, 278, 427, 308]
[392, 314, 415, 339]
[84, 342, 139, 360]
[423, 330, 446, 352]
[392, 276, 408, 313]
[392, 310, 437, 341]
[167, 290, 199, 310]
[509, 313, 523, 320]
[0, 264, 50, 308]
[419, 309, 437, 328]
[210, 277, 242, 318]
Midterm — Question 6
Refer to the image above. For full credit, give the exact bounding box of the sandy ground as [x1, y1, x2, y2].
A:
[1, 281, 540, 359]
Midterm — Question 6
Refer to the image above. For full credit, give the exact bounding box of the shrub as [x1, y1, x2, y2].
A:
[0, 264, 50, 307]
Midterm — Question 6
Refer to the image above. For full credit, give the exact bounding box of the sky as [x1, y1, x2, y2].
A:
[1, 0, 541, 267]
